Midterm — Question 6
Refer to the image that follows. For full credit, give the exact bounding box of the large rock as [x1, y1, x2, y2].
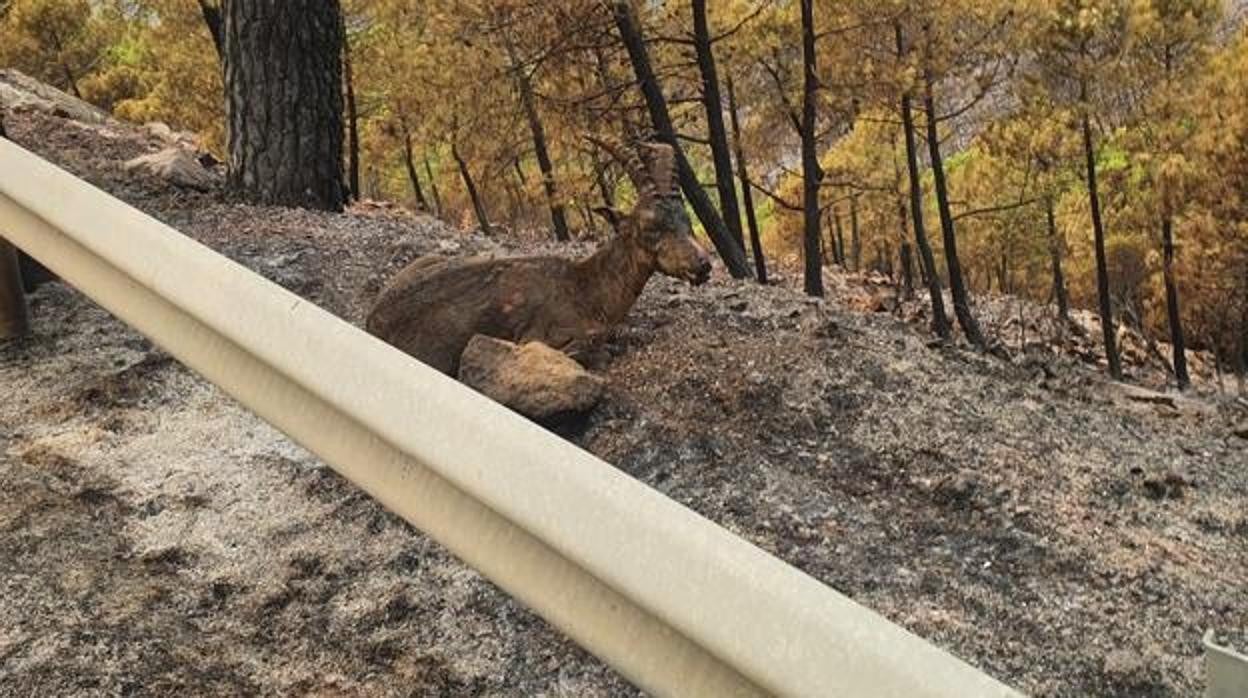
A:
[0, 69, 111, 125]
[123, 147, 218, 191]
[458, 335, 605, 422]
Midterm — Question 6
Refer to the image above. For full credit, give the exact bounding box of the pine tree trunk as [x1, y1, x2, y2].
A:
[197, 1, 224, 61]
[0, 238, 29, 339]
[424, 155, 443, 217]
[223, 0, 345, 211]
[897, 195, 915, 297]
[849, 192, 862, 272]
[611, 0, 751, 279]
[895, 22, 949, 338]
[799, 0, 823, 296]
[923, 70, 984, 347]
[401, 129, 430, 212]
[726, 75, 767, 283]
[343, 25, 360, 202]
[1045, 195, 1070, 326]
[692, 0, 744, 251]
[1080, 106, 1122, 379]
[452, 141, 491, 236]
[1161, 215, 1189, 388]
[504, 36, 569, 242]
[832, 206, 846, 266]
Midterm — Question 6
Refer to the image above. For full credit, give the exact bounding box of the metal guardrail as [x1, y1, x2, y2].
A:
[0, 138, 1023, 697]
[1205, 630, 1248, 698]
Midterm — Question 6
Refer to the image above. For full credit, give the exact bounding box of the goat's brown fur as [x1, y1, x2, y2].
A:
[366, 139, 711, 375]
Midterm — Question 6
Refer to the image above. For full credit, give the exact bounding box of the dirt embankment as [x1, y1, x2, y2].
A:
[2, 88, 1247, 697]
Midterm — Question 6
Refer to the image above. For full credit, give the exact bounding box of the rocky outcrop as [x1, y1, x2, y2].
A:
[123, 147, 218, 191]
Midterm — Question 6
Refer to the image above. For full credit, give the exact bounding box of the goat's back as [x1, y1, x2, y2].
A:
[366, 253, 579, 374]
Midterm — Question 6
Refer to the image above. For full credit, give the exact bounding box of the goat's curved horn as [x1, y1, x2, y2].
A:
[642, 142, 677, 197]
[583, 132, 656, 200]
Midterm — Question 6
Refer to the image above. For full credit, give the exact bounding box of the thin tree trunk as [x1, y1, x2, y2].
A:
[799, 0, 823, 296]
[726, 75, 767, 283]
[223, 0, 345, 211]
[401, 129, 429, 212]
[197, 0, 224, 61]
[1080, 94, 1122, 379]
[895, 22, 949, 339]
[424, 155, 443, 217]
[692, 0, 744, 250]
[832, 206, 846, 267]
[923, 59, 983, 347]
[1161, 215, 1189, 387]
[343, 24, 360, 202]
[611, 0, 751, 279]
[504, 35, 570, 242]
[0, 238, 29, 339]
[1045, 195, 1070, 327]
[849, 192, 862, 272]
[452, 141, 492, 236]
[897, 196, 915, 297]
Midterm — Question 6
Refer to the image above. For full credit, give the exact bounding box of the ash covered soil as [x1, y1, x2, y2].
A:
[2, 106, 1247, 698]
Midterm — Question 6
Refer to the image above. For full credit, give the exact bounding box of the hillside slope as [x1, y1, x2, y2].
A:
[2, 91, 1246, 696]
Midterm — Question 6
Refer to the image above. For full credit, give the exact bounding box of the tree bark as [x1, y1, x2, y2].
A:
[799, 0, 823, 296]
[1045, 195, 1070, 327]
[923, 64, 984, 347]
[424, 155, 443, 217]
[401, 128, 430, 212]
[1080, 99, 1122, 379]
[343, 21, 360, 202]
[452, 140, 492, 236]
[223, 0, 345, 211]
[895, 22, 949, 339]
[504, 35, 569, 242]
[0, 238, 30, 339]
[610, 0, 751, 279]
[1161, 215, 1189, 387]
[692, 0, 744, 251]
[197, 1, 225, 61]
[726, 75, 767, 283]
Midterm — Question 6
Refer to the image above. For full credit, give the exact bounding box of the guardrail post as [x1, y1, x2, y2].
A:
[0, 237, 30, 339]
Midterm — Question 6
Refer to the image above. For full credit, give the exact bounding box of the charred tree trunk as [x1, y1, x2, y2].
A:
[799, 0, 823, 296]
[401, 129, 430, 212]
[223, 0, 345, 211]
[1161, 215, 1189, 388]
[1045, 195, 1070, 327]
[197, 1, 225, 61]
[692, 0, 744, 251]
[849, 192, 862, 272]
[0, 238, 29, 339]
[726, 75, 767, 284]
[832, 206, 846, 267]
[611, 0, 751, 279]
[452, 141, 492, 236]
[1080, 93, 1122, 379]
[923, 62, 983, 347]
[343, 23, 360, 202]
[504, 36, 570, 242]
[896, 24, 949, 338]
[424, 155, 443, 217]
[897, 196, 915, 297]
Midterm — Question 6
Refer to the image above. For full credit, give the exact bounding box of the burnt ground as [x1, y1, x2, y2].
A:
[1, 104, 1247, 697]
